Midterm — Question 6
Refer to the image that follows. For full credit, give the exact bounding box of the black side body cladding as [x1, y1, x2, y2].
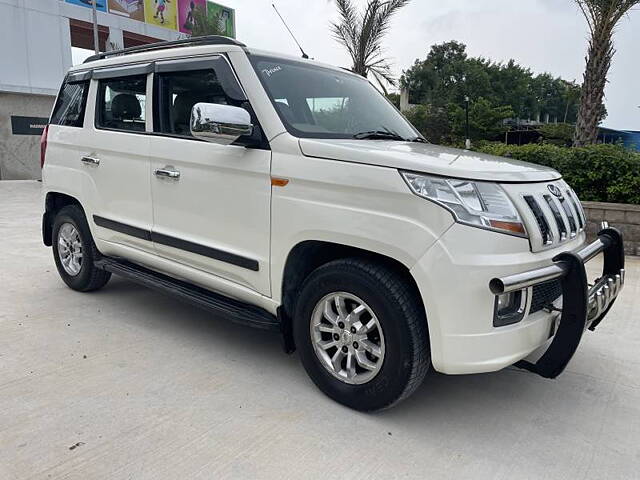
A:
[93, 215, 151, 241]
[94, 258, 278, 332]
[150, 231, 259, 271]
[92, 215, 259, 271]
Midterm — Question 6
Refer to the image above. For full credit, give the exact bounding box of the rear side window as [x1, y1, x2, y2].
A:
[50, 80, 89, 127]
[96, 76, 147, 132]
[155, 69, 237, 136]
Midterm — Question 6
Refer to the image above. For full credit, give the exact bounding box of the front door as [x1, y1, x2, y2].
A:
[149, 57, 271, 295]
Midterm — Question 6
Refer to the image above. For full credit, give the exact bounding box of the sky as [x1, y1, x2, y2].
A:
[73, 0, 640, 130]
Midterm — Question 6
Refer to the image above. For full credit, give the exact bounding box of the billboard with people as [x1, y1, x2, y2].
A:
[65, 0, 234, 37]
[178, 0, 206, 35]
[144, 0, 178, 30]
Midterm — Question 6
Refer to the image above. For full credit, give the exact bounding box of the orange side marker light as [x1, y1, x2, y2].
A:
[271, 177, 290, 187]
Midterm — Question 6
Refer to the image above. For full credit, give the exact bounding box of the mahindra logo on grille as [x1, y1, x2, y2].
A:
[548, 184, 563, 198]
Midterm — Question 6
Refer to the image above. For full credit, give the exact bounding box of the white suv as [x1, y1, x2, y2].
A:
[41, 36, 626, 411]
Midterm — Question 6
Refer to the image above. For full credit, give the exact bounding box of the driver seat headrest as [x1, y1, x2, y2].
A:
[111, 94, 142, 120]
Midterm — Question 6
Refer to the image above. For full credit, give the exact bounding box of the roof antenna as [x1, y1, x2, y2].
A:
[272, 3, 309, 59]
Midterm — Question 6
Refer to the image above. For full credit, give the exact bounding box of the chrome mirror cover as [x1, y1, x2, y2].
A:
[190, 103, 253, 146]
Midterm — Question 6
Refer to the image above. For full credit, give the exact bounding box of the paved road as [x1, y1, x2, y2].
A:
[1, 181, 639, 479]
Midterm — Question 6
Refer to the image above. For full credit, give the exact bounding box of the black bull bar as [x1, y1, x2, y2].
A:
[489, 226, 626, 379]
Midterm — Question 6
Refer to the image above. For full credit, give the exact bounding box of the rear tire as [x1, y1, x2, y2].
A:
[52, 205, 111, 292]
[294, 258, 430, 411]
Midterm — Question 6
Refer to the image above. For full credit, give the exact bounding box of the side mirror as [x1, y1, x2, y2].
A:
[190, 103, 253, 146]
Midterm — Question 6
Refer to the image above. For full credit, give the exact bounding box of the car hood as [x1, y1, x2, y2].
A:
[298, 139, 561, 183]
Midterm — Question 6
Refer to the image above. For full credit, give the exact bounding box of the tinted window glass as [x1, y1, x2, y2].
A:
[155, 69, 236, 136]
[51, 80, 89, 127]
[250, 55, 419, 140]
[97, 76, 147, 132]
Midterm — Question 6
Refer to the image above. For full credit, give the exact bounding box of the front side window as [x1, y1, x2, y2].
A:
[97, 76, 147, 132]
[155, 68, 239, 136]
[51, 80, 89, 127]
[249, 55, 420, 140]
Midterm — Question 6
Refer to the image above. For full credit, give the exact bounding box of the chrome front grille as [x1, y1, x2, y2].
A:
[520, 185, 587, 250]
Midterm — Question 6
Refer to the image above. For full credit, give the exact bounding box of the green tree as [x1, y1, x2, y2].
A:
[401, 41, 595, 125]
[573, 0, 639, 146]
[404, 104, 453, 144]
[386, 92, 401, 109]
[450, 98, 514, 141]
[331, 0, 409, 93]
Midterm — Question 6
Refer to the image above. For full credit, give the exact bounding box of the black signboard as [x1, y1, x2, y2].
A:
[11, 116, 49, 136]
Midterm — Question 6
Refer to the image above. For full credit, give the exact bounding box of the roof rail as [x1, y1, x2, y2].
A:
[83, 35, 246, 64]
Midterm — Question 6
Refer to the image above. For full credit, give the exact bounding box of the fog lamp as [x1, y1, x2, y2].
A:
[493, 290, 527, 327]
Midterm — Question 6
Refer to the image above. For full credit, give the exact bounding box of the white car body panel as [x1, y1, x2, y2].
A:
[149, 135, 272, 295]
[299, 138, 561, 183]
[42, 42, 597, 378]
[269, 133, 455, 305]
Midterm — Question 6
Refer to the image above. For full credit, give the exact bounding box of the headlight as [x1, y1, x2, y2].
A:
[400, 171, 527, 237]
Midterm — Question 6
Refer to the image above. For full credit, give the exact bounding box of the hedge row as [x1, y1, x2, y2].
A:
[476, 143, 640, 205]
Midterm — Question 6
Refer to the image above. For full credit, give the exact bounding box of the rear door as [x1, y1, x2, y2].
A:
[83, 65, 154, 253]
[149, 56, 272, 295]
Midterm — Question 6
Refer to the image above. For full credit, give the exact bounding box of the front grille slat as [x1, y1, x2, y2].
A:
[524, 195, 552, 245]
[559, 197, 578, 236]
[566, 189, 585, 229]
[544, 194, 568, 241]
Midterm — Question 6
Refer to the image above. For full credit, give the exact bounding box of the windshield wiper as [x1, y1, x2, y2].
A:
[353, 130, 406, 141]
[410, 136, 428, 143]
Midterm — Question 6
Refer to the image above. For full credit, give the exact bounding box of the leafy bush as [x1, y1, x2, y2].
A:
[538, 123, 575, 146]
[476, 143, 640, 205]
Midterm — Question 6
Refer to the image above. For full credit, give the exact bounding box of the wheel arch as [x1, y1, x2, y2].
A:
[43, 192, 84, 246]
[278, 240, 427, 353]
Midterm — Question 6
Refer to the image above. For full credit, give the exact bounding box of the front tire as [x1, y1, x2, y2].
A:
[294, 258, 430, 411]
[52, 205, 111, 292]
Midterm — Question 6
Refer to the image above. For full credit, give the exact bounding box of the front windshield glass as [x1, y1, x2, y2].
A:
[249, 54, 420, 140]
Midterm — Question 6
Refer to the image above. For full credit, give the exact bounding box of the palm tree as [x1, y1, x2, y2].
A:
[331, 0, 409, 94]
[573, 0, 639, 146]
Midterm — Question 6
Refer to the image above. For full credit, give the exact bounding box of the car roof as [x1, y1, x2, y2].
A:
[68, 36, 356, 79]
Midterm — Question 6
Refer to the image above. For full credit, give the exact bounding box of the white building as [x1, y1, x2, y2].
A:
[0, 0, 183, 179]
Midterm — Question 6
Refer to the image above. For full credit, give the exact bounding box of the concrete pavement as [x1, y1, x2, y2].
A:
[1, 180, 639, 479]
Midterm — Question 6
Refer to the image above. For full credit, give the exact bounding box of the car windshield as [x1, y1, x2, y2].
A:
[249, 54, 420, 140]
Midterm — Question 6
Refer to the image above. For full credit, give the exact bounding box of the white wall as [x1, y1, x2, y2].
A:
[0, 0, 182, 96]
[0, 0, 71, 95]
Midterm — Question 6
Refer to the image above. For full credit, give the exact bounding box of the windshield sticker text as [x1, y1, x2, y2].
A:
[262, 65, 283, 77]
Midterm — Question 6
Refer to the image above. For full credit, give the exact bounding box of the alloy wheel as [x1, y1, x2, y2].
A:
[57, 222, 83, 276]
[310, 292, 386, 385]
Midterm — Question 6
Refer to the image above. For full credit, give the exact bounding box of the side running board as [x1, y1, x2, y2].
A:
[94, 257, 280, 332]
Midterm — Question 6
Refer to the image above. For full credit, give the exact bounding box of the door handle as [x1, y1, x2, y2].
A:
[154, 167, 181, 179]
[81, 156, 100, 166]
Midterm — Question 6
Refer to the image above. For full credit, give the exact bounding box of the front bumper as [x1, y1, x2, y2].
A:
[489, 225, 625, 378]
